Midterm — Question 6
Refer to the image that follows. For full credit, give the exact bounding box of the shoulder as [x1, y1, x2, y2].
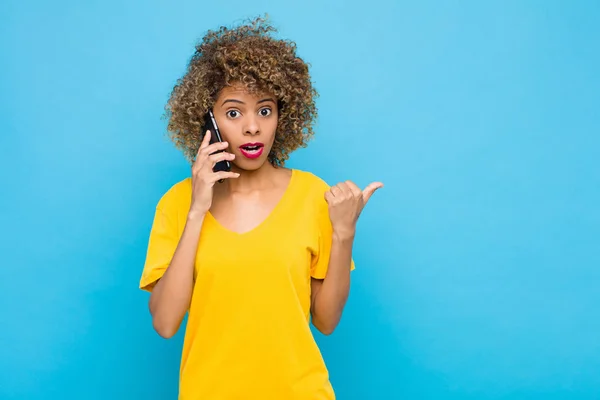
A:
[291, 169, 331, 209]
[155, 177, 192, 212]
[292, 168, 330, 192]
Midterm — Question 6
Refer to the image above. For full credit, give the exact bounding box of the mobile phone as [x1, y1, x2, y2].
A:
[202, 110, 231, 174]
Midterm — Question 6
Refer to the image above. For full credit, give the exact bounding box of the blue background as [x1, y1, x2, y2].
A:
[1, 1, 599, 399]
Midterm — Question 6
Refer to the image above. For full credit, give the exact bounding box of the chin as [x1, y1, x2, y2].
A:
[232, 158, 270, 172]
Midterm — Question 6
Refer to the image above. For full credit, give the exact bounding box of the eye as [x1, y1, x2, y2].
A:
[259, 107, 272, 117]
[226, 110, 240, 119]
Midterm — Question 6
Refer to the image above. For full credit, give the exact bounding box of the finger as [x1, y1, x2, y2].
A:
[211, 170, 240, 182]
[362, 182, 384, 203]
[208, 151, 235, 165]
[194, 130, 213, 163]
[200, 129, 211, 150]
[201, 141, 229, 157]
[345, 180, 362, 198]
[330, 185, 343, 198]
[337, 182, 352, 196]
[324, 191, 334, 204]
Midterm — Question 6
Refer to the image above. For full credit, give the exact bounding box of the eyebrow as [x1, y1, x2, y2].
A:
[221, 98, 276, 106]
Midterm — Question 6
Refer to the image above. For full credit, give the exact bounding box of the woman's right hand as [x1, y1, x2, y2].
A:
[189, 130, 239, 217]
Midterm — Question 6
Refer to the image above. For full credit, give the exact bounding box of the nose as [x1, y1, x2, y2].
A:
[243, 114, 260, 136]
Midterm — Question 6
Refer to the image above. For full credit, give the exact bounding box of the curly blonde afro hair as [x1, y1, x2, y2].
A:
[164, 16, 319, 166]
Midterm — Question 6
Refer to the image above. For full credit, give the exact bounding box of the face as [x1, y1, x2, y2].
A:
[211, 85, 279, 171]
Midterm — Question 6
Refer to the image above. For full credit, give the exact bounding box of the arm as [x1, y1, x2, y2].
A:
[310, 231, 354, 335]
[310, 179, 383, 335]
[148, 211, 204, 339]
[146, 130, 238, 339]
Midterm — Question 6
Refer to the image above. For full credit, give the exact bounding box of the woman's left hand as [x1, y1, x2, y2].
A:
[325, 180, 384, 239]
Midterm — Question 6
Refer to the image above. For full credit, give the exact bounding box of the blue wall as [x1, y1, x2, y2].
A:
[1, 1, 599, 399]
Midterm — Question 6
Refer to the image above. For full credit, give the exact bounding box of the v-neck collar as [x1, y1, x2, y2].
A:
[206, 169, 298, 237]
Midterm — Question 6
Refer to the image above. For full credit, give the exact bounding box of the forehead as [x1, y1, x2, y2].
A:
[215, 84, 275, 102]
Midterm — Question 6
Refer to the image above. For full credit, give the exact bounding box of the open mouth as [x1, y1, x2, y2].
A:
[239, 143, 264, 159]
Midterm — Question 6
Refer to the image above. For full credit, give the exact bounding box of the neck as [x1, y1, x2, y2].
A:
[222, 162, 282, 193]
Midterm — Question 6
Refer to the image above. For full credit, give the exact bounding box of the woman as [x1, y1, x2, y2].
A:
[139, 16, 382, 399]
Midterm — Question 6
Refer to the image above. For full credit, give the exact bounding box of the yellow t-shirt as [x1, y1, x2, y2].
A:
[139, 169, 355, 400]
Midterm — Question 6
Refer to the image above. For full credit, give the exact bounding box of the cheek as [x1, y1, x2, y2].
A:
[217, 120, 237, 141]
[265, 118, 279, 140]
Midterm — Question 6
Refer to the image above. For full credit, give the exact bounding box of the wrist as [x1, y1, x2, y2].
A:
[187, 208, 207, 223]
[332, 228, 356, 243]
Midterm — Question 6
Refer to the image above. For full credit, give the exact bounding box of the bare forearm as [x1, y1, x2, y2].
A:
[312, 231, 354, 334]
[149, 212, 204, 338]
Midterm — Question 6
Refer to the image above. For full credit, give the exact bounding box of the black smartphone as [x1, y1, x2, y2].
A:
[202, 110, 231, 173]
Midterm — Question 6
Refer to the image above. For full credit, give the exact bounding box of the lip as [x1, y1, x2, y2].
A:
[239, 142, 265, 159]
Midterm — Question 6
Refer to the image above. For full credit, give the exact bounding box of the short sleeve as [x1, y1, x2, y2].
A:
[310, 190, 356, 280]
[139, 206, 179, 292]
